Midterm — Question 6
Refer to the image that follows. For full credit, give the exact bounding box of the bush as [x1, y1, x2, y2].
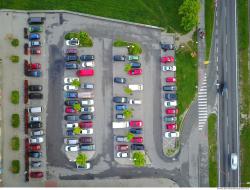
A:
[128, 43, 142, 55]
[11, 113, 20, 128]
[132, 152, 146, 167]
[113, 39, 130, 47]
[123, 108, 133, 119]
[126, 132, 134, 141]
[124, 87, 133, 95]
[73, 127, 81, 135]
[76, 153, 88, 166]
[10, 55, 19, 63]
[73, 103, 81, 112]
[72, 79, 81, 87]
[11, 136, 20, 151]
[11, 160, 20, 174]
[65, 31, 93, 47]
[124, 64, 132, 72]
[11, 39, 19, 47]
[11, 90, 19, 104]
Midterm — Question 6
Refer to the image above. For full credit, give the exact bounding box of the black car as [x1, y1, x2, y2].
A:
[131, 144, 144, 150]
[65, 62, 79, 69]
[113, 55, 126, 61]
[163, 85, 177, 91]
[130, 62, 141, 68]
[79, 114, 93, 121]
[28, 122, 42, 128]
[24, 27, 28, 39]
[80, 55, 95, 61]
[29, 151, 42, 158]
[29, 85, 43, 91]
[114, 77, 126, 84]
[29, 93, 43, 99]
[165, 93, 177, 100]
[160, 43, 175, 51]
[129, 128, 142, 134]
[64, 55, 78, 62]
[65, 100, 80, 106]
[64, 115, 79, 121]
[113, 97, 128, 103]
[31, 161, 42, 168]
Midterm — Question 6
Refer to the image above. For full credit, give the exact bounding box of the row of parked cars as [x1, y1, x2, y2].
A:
[63, 38, 96, 169]
[160, 43, 179, 138]
[112, 54, 145, 159]
[24, 17, 45, 179]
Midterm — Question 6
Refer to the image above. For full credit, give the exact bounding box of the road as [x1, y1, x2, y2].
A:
[215, 0, 240, 187]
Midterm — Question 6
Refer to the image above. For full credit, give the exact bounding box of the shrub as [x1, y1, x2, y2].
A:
[11, 90, 19, 104]
[132, 152, 146, 167]
[72, 79, 81, 87]
[65, 32, 78, 40]
[126, 132, 134, 141]
[65, 31, 93, 47]
[124, 87, 133, 95]
[124, 64, 132, 72]
[73, 103, 81, 112]
[11, 136, 20, 151]
[73, 127, 81, 135]
[76, 153, 88, 166]
[10, 55, 19, 63]
[11, 39, 19, 47]
[128, 43, 142, 55]
[123, 108, 133, 119]
[113, 39, 130, 47]
[11, 160, 20, 174]
[11, 113, 20, 128]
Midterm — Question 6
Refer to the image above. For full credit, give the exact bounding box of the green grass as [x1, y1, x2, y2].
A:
[208, 113, 218, 187]
[113, 40, 142, 55]
[0, 0, 184, 33]
[237, 0, 250, 187]
[205, 0, 215, 59]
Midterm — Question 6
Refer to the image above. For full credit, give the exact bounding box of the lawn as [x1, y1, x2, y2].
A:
[0, 0, 185, 33]
[237, 0, 250, 187]
[208, 113, 218, 187]
[205, 0, 215, 60]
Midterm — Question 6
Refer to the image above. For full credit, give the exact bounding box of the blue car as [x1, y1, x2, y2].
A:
[115, 104, 128, 111]
[130, 62, 141, 68]
[65, 92, 78, 98]
[129, 128, 142, 134]
[65, 63, 79, 69]
[66, 129, 74, 136]
[29, 33, 40, 40]
[25, 70, 42, 77]
[64, 55, 78, 62]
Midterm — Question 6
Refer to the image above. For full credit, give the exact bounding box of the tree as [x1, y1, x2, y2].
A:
[73, 103, 81, 112]
[71, 79, 80, 87]
[76, 153, 88, 166]
[128, 43, 142, 55]
[11, 39, 19, 47]
[10, 55, 19, 63]
[124, 64, 132, 72]
[126, 132, 134, 141]
[123, 108, 133, 119]
[124, 87, 133, 95]
[73, 127, 81, 135]
[178, 0, 200, 32]
[132, 152, 146, 167]
[11, 113, 20, 128]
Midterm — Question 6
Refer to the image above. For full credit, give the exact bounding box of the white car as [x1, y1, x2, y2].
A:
[164, 100, 177, 107]
[64, 138, 79, 145]
[162, 65, 176, 71]
[29, 116, 41, 122]
[129, 99, 142, 105]
[31, 130, 44, 136]
[65, 38, 79, 46]
[81, 106, 95, 113]
[117, 152, 128, 158]
[64, 77, 80, 84]
[80, 128, 94, 135]
[128, 84, 143, 91]
[65, 145, 79, 152]
[165, 132, 180, 138]
[29, 136, 44, 144]
[231, 153, 238, 170]
[82, 61, 95, 68]
[81, 99, 94, 106]
[65, 123, 79, 129]
[76, 162, 91, 169]
[64, 85, 78, 91]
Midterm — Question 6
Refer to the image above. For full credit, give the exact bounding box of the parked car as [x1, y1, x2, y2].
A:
[65, 38, 79, 46]
[80, 55, 95, 61]
[130, 62, 141, 68]
[29, 41, 41, 47]
[131, 144, 144, 150]
[65, 100, 80, 106]
[160, 43, 175, 51]
[28, 17, 44, 24]
[29, 116, 41, 122]
[117, 152, 128, 158]
[113, 97, 128, 103]
[116, 136, 128, 142]
[64, 85, 78, 91]
[25, 70, 41, 77]
[28, 122, 42, 129]
[128, 55, 139, 61]
[164, 116, 177, 123]
[79, 121, 93, 128]
[82, 61, 95, 68]
[79, 128, 94, 135]
[163, 85, 177, 91]
[162, 65, 176, 71]
[64, 55, 78, 62]
[129, 99, 142, 105]
[65, 92, 78, 98]
[166, 124, 177, 131]
[30, 161, 42, 168]
[128, 69, 142, 75]
[79, 114, 93, 121]
[231, 153, 238, 170]
[128, 84, 143, 91]
[165, 93, 177, 100]
[65, 145, 79, 152]
[113, 55, 126, 61]
[24, 43, 29, 55]
[64, 77, 79, 84]
[65, 123, 79, 129]
[130, 137, 143, 143]
[129, 128, 143, 134]
[31, 130, 44, 136]
[29, 93, 43, 99]
[29, 136, 44, 144]
[166, 108, 178, 114]
[116, 113, 125, 120]
[129, 120, 143, 128]
[30, 47, 41, 55]
[29, 144, 41, 151]
[116, 144, 129, 151]
[77, 69, 94, 76]
[65, 62, 79, 69]
[64, 138, 79, 145]
[161, 56, 174, 63]
[29, 33, 40, 40]
[29, 85, 43, 91]
[66, 129, 74, 136]
[76, 162, 91, 169]
[166, 77, 176, 83]
[81, 106, 95, 113]
[115, 104, 128, 111]
[29, 151, 42, 158]
[114, 77, 126, 84]
[81, 99, 94, 106]
[81, 83, 94, 89]
[24, 28, 28, 39]
[29, 25, 43, 33]
[164, 100, 177, 107]
[65, 107, 77, 113]
[64, 115, 79, 121]
[79, 137, 93, 144]
[65, 48, 77, 54]
[165, 131, 180, 138]
[79, 144, 95, 151]
[30, 171, 43, 178]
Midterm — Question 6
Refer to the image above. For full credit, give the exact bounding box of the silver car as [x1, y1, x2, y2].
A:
[31, 129, 44, 136]
[231, 153, 238, 170]
[29, 136, 44, 144]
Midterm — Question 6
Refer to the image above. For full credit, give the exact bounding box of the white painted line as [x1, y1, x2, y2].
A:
[200, 88, 207, 91]
[198, 95, 207, 98]
[198, 104, 207, 107]
[199, 110, 208, 113]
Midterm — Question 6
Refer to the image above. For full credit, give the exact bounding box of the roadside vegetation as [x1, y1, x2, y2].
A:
[65, 31, 93, 47]
[11, 160, 20, 174]
[132, 151, 146, 167]
[11, 113, 20, 128]
[237, 0, 250, 186]
[10, 90, 19, 104]
[11, 136, 20, 151]
[205, 0, 215, 59]
[208, 114, 218, 187]
[113, 39, 142, 55]
[9, 55, 19, 63]
[11, 38, 19, 47]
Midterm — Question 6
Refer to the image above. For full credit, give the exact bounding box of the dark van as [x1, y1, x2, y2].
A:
[28, 17, 44, 25]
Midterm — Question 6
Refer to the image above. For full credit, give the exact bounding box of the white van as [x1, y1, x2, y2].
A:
[112, 121, 129, 129]
[128, 84, 143, 91]
[28, 106, 43, 114]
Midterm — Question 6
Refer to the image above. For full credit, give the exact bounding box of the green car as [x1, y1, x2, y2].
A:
[29, 25, 43, 33]
[128, 55, 139, 61]
[164, 116, 177, 123]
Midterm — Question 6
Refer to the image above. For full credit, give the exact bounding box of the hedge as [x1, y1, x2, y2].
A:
[11, 90, 19, 104]
[9, 55, 19, 63]
[11, 39, 19, 47]
[11, 136, 20, 151]
[113, 39, 142, 55]
[11, 160, 20, 174]
[11, 113, 20, 128]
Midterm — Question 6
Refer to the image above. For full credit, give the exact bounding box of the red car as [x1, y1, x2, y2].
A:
[129, 120, 143, 128]
[128, 69, 142, 76]
[166, 77, 176, 83]
[130, 137, 143, 143]
[30, 144, 41, 151]
[116, 144, 129, 151]
[79, 121, 93, 128]
[161, 56, 174, 63]
[65, 106, 77, 113]
[77, 69, 94, 77]
[166, 124, 177, 131]
[30, 63, 41, 69]
[166, 108, 178, 114]
[30, 48, 41, 55]
[30, 171, 43, 178]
